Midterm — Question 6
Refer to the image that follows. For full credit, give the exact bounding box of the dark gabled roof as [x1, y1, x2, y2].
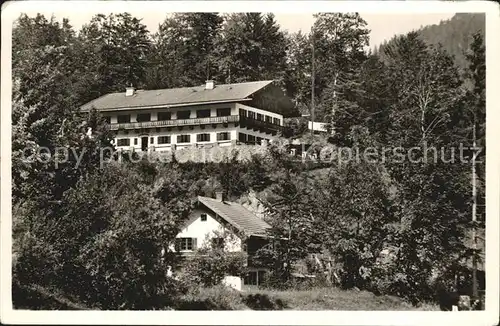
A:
[80, 80, 274, 112]
[197, 196, 271, 237]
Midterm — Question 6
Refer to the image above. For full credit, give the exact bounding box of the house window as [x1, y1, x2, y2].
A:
[273, 117, 280, 125]
[238, 132, 247, 143]
[134, 138, 138, 145]
[197, 133, 210, 142]
[217, 132, 230, 141]
[158, 136, 171, 144]
[176, 238, 197, 251]
[137, 113, 151, 122]
[245, 271, 258, 285]
[196, 109, 211, 118]
[248, 135, 256, 144]
[150, 137, 154, 144]
[116, 138, 130, 146]
[177, 134, 191, 143]
[265, 115, 272, 123]
[200, 213, 207, 222]
[248, 111, 256, 119]
[158, 111, 171, 121]
[239, 109, 247, 117]
[217, 108, 231, 117]
[177, 111, 191, 119]
[256, 113, 263, 121]
[258, 271, 266, 284]
[244, 271, 266, 286]
[117, 114, 131, 123]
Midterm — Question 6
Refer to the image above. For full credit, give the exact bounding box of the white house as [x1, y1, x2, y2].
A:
[173, 192, 272, 291]
[308, 120, 328, 133]
[80, 80, 293, 151]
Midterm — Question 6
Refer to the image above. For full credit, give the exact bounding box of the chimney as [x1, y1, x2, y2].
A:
[125, 86, 135, 97]
[215, 191, 225, 202]
[205, 80, 215, 90]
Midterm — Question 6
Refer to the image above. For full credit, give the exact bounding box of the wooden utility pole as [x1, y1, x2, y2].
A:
[311, 25, 315, 136]
[472, 119, 478, 300]
[331, 72, 338, 135]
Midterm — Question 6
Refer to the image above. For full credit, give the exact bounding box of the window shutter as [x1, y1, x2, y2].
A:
[193, 238, 197, 250]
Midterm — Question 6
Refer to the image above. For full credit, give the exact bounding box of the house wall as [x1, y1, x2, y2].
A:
[174, 208, 242, 253]
[113, 124, 239, 152]
[171, 206, 270, 290]
[222, 276, 243, 291]
[105, 102, 282, 152]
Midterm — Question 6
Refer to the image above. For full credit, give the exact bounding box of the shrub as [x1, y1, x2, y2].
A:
[176, 285, 247, 310]
[242, 293, 287, 310]
[181, 229, 247, 287]
[13, 163, 191, 310]
[182, 249, 247, 287]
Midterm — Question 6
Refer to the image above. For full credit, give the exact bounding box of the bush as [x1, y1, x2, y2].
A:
[176, 285, 247, 310]
[13, 163, 192, 310]
[242, 293, 287, 310]
[260, 271, 330, 291]
[182, 249, 247, 287]
[181, 229, 247, 287]
[283, 117, 308, 138]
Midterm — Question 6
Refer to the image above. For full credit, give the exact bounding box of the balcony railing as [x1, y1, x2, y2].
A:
[110, 115, 240, 130]
[240, 116, 283, 134]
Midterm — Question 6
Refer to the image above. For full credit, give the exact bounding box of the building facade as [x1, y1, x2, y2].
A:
[172, 193, 272, 291]
[81, 80, 293, 151]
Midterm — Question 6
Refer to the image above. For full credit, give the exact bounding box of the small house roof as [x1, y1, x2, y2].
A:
[197, 196, 271, 237]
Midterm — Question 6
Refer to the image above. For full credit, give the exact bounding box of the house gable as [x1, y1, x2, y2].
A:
[175, 208, 242, 253]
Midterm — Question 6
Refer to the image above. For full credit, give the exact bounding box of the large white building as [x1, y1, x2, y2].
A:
[81, 80, 292, 151]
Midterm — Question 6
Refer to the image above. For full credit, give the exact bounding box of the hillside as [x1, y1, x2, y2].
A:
[13, 282, 438, 310]
[378, 13, 485, 71]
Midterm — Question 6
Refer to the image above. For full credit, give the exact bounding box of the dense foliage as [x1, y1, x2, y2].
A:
[12, 12, 485, 309]
[377, 13, 485, 72]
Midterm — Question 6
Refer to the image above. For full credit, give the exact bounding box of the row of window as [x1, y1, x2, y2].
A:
[111, 108, 232, 124]
[239, 109, 281, 125]
[175, 236, 224, 251]
[238, 133, 268, 145]
[115, 132, 231, 146]
[176, 237, 197, 251]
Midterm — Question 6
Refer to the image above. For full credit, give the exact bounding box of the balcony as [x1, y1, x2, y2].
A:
[110, 115, 240, 130]
[240, 116, 283, 135]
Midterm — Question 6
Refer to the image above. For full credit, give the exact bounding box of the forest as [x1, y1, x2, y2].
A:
[11, 12, 485, 310]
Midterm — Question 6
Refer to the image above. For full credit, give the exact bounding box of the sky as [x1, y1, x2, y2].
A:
[17, 11, 455, 48]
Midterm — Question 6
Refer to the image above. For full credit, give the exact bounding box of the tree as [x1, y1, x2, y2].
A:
[145, 13, 223, 89]
[464, 32, 486, 299]
[213, 13, 288, 84]
[328, 54, 394, 146]
[77, 13, 152, 101]
[312, 13, 370, 123]
[12, 14, 79, 120]
[378, 32, 473, 304]
[12, 13, 116, 202]
[255, 171, 321, 285]
[14, 161, 193, 309]
[283, 31, 313, 115]
[465, 32, 485, 179]
[382, 32, 467, 147]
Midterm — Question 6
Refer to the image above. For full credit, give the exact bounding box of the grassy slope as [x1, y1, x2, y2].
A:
[15, 283, 438, 310]
[243, 287, 438, 311]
